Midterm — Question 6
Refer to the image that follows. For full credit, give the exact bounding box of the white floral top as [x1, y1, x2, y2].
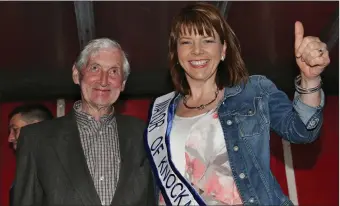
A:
[159, 110, 243, 205]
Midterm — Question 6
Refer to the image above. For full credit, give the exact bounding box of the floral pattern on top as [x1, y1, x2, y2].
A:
[159, 111, 243, 205]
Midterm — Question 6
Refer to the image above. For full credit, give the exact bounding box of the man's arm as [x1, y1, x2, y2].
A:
[132, 116, 156, 206]
[13, 128, 43, 206]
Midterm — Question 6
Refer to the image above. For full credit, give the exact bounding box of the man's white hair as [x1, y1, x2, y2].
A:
[74, 38, 130, 80]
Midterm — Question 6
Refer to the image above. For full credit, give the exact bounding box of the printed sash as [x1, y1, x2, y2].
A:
[145, 91, 206, 206]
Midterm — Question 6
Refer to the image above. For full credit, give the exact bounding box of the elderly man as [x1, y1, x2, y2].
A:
[8, 104, 53, 206]
[13, 38, 155, 206]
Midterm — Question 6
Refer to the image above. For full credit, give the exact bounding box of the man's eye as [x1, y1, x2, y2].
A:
[11, 128, 19, 135]
[89, 65, 99, 72]
[109, 68, 119, 75]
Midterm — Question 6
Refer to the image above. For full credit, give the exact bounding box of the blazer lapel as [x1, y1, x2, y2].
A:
[54, 112, 101, 206]
[110, 114, 131, 205]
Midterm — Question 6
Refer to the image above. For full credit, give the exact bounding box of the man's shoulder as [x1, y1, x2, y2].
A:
[17, 114, 74, 150]
[115, 113, 146, 128]
[115, 114, 146, 140]
[20, 114, 72, 135]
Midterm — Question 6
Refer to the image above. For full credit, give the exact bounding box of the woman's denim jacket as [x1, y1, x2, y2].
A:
[152, 75, 324, 205]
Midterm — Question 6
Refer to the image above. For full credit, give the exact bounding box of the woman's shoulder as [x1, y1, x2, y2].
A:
[223, 75, 280, 98]
[245, 75, 279, 94]
[248, 75, 276, 85]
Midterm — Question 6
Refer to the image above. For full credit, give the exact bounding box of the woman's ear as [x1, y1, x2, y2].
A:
[222, 41, 227, 57]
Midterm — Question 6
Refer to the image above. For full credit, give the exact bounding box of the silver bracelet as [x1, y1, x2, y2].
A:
[295, 75, 322, 94]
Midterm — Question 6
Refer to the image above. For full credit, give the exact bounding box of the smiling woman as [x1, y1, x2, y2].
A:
[169, 4, 248, 96]
[144, 2, 331, 206]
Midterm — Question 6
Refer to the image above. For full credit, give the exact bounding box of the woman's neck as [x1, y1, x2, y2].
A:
[186, 79, 218, 101]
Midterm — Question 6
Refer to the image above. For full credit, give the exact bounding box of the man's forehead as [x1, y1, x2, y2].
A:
[88, 48, 123, 66]
[9, 114, 27, 128]
[91, 48, 122, 58]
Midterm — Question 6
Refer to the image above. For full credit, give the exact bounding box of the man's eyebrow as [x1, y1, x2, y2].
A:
[8, 125, 15, 131]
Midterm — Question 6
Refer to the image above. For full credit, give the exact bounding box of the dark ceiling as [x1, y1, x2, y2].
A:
[0, 1, 338, 101]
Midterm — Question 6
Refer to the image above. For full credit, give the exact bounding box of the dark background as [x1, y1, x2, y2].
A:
[0, 1, 338, 101]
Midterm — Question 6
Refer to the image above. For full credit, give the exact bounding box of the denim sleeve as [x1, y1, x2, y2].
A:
[293, 90, 325, 129]
[257, 75, 324, 143]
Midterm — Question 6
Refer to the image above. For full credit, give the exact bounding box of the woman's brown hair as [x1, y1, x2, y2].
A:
[169, 2, 248, 94]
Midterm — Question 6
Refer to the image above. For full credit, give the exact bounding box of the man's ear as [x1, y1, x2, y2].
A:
[121, 80, 126, 92]
[72, 65, 80, 85]
[31, 119, 41, 124]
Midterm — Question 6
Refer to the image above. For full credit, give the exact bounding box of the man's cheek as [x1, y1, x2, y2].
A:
[111, 79, 124, 88]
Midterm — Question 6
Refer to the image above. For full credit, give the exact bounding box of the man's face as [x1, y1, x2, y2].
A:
[8, 114, 29, 151]
[72, 48, 126, 110]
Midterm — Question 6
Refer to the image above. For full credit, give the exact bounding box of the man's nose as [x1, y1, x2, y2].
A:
[100, 71, 109, 86]
[8, 133, 16, 143]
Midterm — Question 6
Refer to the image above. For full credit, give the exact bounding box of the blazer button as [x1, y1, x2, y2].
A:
[227, 120, 232, 125]
[233, 146, 239, 151]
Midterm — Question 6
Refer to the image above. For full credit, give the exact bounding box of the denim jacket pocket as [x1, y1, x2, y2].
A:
[234, 97, 268, 138]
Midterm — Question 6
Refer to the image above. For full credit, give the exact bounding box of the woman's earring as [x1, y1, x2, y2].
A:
[221, 56, 225, 61]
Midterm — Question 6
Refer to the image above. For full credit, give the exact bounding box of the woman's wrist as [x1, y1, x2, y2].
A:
[300, 74, 321, 88]
[295, 74, 322, 94]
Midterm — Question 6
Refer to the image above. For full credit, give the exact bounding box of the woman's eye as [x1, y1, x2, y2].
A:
[204, 39, 215, 43]
[180, 41, 191, 45]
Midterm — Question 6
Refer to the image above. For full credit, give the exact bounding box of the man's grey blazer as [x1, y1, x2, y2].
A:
[13, 111, 156, 206]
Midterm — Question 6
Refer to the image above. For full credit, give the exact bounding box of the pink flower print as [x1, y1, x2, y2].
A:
[212, 112, 218, 119]
[185, 153, 190, 171]
[217, 186, 234, 204]
[185, 153, 206, 185]
[204, 173, 242, 204]
[217, 182, 242, 205]
[159, 193, 165, 204]
[204, 172, 222, 196]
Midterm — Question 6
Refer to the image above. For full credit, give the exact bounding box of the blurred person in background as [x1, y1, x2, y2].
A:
[7, 103, 53, 206]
